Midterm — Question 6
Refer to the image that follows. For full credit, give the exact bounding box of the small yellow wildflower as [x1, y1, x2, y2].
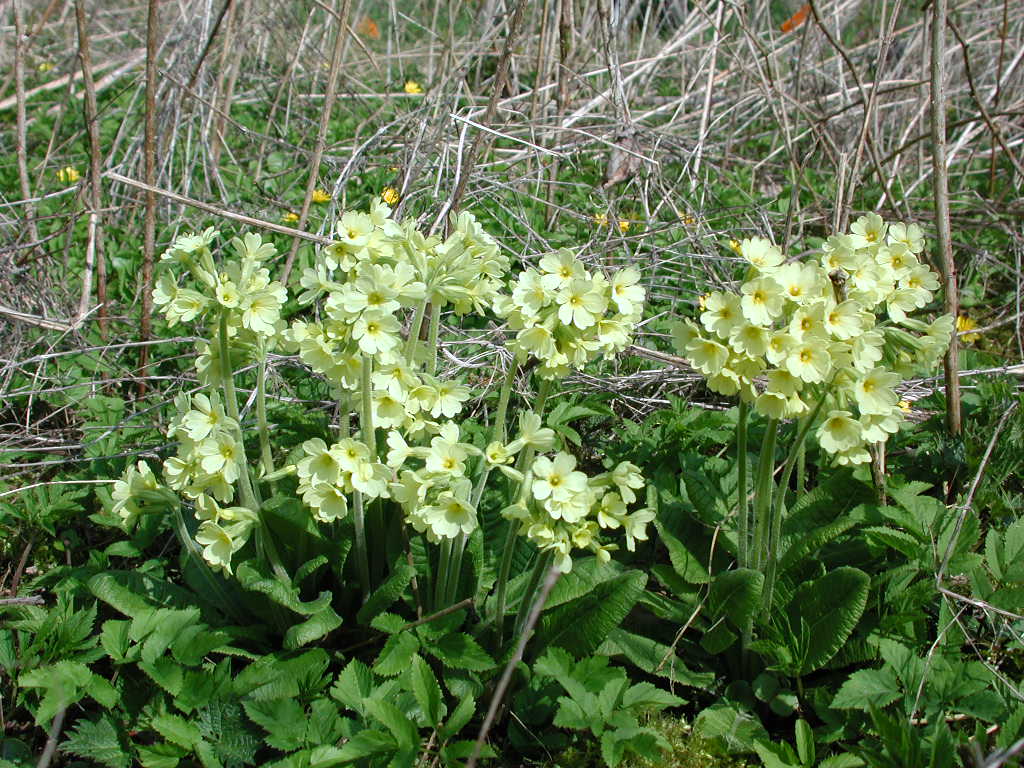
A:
[698, 293, 709, 311]
[728, 239, 742, 255]
[618, 219, 631, 234]
[956, 314, 981, 344]
[898, 400, 912, 415]
[56, 166, 80, 184]
[37, 61, 54, 73]
[311, 188, 331, 204]
[680, 212, 697, 227]
[282, 211, 300, 223]
[381, 187, 400, 205]
[404, 79, 423, 94]
[594, 213, 609, 228]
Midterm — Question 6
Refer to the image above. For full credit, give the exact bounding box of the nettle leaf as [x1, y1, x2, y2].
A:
[535, 570, 647, 657]
[783, 567, 869, 675]
[357, 561, 416, 625]
[708, 568, 763, 627]
[62, 713, 130, 768]
[409, 654, 444, 727]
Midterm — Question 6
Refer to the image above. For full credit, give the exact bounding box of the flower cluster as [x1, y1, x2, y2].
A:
[495, 250, 645, 379]
[153, 230, 288, 385]
[671, 215, 953, 464]
[501, 453, 653, 573]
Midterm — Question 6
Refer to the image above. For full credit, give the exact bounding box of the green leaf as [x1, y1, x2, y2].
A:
[357, 561, 416, 625]
[708, 568, 763, 627]
[783, 567, 869, 675]
[151, 713, 201, 750]
[620, 681, 684, 712]
[365, 698, 419, 750]
[831, 668, 902, 711]
[139, 657, 184, 697]
[283, 605, 343, 649]
[244, 698, 306, 751]
[794, 719, 814, 766]
[409, 654, 443, 727]
[63, 714, 130, 768]
[374, 632, 420, 677]
[20, 661, 93, 726]
[136, 741, 189, 768]
[428, 633, 495, 671]
[535, 570, 647, 657]
[439, 695, 475, 740]
[596, 628, 713, 688]
[654, 520, 710, 584]
[331, 659, 375, 716]
[335, 730, 396, 761]
[693, 703, 768, 755]
[754, 739, 801, 768]
[818, 754, 865, 768]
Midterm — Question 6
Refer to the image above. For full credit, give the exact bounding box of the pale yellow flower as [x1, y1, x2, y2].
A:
[618, 219, 631, 234]
[404, 79, 423, 94]
[594, 212, 609, 228]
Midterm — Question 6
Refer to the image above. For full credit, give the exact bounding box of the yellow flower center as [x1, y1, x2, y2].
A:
[799, 350, 812, 363]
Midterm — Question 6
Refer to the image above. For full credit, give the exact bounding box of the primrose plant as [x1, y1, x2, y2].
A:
[112, 199, 651, 647]
[670, 215, 953, 612]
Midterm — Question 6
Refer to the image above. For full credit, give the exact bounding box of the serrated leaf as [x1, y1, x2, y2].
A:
[409, 654, 443, 727]
[20, 660, 93, 726]
[331, 659, 375, 716]
[439, 695, 475, 740]
[151, 713, 201, 750]
[620, 681, 684, 712]
[365, 698, 419, 750]
[63, 714, 130, 768]
[819, 754, 865, 768]
[244, 698, 306, 751]
[831, 668, 901, 711]
[428, 633, 495, 671]
[335, 729, 396, 761]
[139, 657, 184, 697]
[136, 741, 188, 768]
[374, 632, 420, 676]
